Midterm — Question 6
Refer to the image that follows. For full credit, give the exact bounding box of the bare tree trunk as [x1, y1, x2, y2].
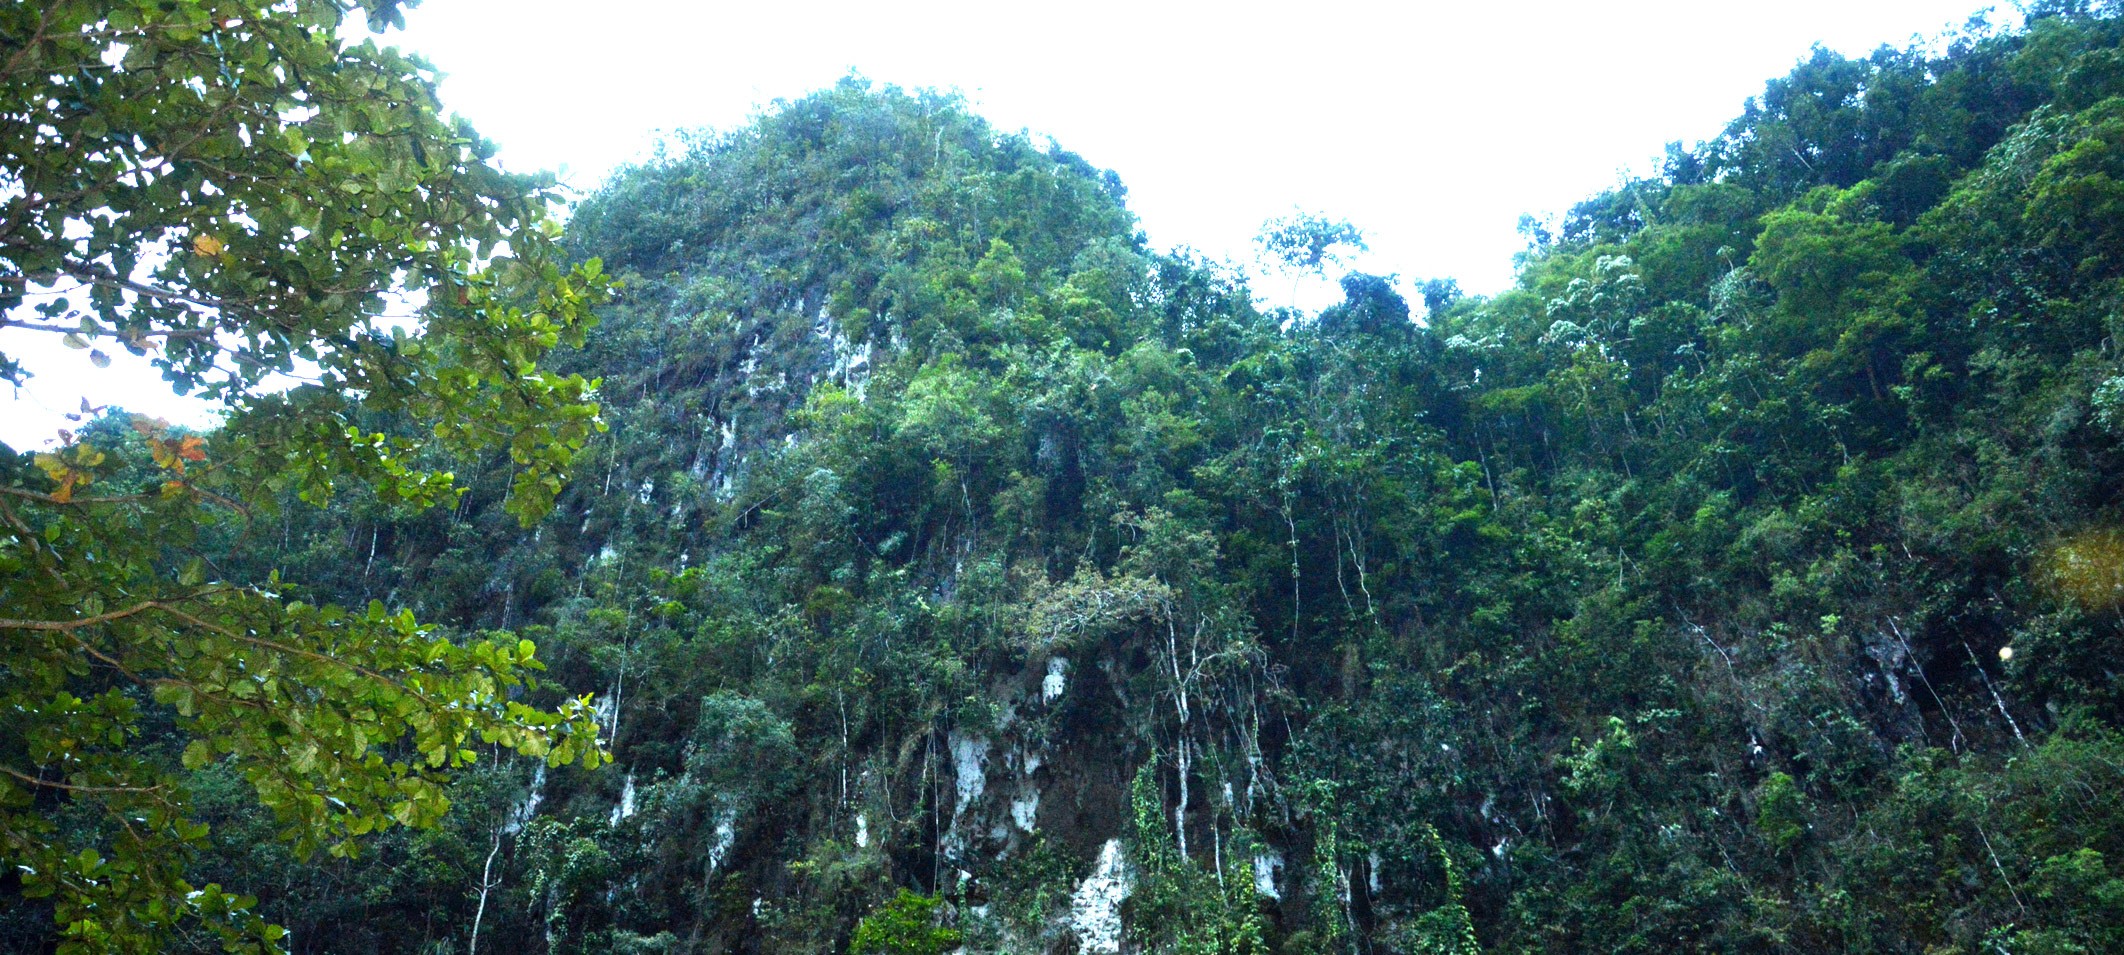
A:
[469, 825, 503, 955]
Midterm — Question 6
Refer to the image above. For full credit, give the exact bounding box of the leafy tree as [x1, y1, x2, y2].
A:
[847, 890, 962, 955]
[1254, 212, 1367, 276]
[1316, 272, 1413, 338]
[1254, 211, 1367, 303]
[1, 1, 607, 950]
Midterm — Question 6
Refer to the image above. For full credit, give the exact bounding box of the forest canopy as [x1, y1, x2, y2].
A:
[12, 2, 2124, 954]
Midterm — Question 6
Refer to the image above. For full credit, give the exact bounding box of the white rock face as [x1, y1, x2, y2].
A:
[609, 772, 637, 826]
[1042, 656, 1069, 703]
[1010, 789, 1040, 832]
[707, 806, 737, 873]
[506, 764, 546, 835]
[737, 336, 761, 390]
[1254, 850, 1284, 900]
[817, 307, 874, 399]
[951, 733, 989, 814]
[941, 732, 990, 858]
[1070, 839, 1133, 954]
[594, 687, 620, 738]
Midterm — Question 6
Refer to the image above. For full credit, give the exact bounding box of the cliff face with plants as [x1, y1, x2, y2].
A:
[23, 5, 2124, 953]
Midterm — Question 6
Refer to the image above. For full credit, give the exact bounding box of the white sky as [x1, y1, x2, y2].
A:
[2, 0, 2016, 450]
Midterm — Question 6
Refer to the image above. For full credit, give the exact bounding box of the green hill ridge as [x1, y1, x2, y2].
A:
[16, 6, 2124, 953]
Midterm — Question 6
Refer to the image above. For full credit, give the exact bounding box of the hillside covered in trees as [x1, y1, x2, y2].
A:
[13, 3, 2124, 953]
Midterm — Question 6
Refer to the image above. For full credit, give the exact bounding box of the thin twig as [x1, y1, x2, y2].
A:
[0, 765, 164, 795]
[0, 599, 167, 632]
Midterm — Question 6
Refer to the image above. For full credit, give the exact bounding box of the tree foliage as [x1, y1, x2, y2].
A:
[20, 7, 2124, 955]
[1, 1, 607, 950]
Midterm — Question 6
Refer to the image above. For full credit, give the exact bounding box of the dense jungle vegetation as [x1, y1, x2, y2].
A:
[13, 1, 2124, 952]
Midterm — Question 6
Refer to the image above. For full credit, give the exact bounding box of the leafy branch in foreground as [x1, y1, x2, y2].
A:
[2, 0, 609, 950]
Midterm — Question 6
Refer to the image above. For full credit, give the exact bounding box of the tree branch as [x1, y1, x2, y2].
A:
[0, 314, 221, 343]
[153, 601, 448, 707]
[0, 765, 164, 795]
[55, 259, 238, 315]
[0, 764, 167, 793]
[0, 483, 252, 516]
[0, 600, 166, 632]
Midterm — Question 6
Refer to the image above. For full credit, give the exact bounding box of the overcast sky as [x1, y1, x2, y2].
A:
[1, 0, 2016, 449]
